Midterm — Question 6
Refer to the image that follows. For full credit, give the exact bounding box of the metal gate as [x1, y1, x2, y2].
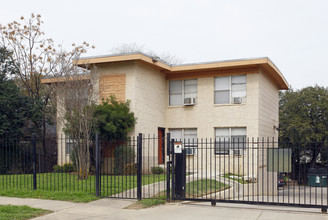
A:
[168, 136, 328, 212]
[96, 133, 328, 212]
[97, 134, 168, 200]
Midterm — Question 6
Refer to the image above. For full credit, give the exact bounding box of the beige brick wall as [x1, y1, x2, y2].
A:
[99, 74, 126, 102]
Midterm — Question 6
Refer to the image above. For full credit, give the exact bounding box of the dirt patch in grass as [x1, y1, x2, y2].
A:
[124, 202, 144, 210]
[125, 191, 166, 209]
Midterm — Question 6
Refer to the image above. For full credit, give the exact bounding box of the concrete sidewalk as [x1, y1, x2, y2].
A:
[0, 196, 327, 220]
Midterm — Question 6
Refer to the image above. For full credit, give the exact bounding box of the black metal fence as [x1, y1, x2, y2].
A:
[0, 134, 97, 194]
[169, 137, 328, 212]
[0, 133, 167, 200]
[1, 134, 327, 211]
[97, 134, 168, 199]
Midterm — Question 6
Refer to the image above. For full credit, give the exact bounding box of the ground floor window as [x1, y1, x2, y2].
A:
[65, 137, 76, 155]
[169, 128, 197, 155]
[215, 127, 246, 155]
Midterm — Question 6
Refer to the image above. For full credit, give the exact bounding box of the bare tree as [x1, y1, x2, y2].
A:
[49, 66, 99, 179]
[0, 14, 94, 152]
[111, 43, 182, 66]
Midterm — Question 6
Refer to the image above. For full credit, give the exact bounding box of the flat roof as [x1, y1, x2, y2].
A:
[50, 53, 289, 89]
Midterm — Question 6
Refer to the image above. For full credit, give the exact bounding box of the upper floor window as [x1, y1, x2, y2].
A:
[214, 75, 246, 104]
[169, 128, 197, 155]
[169, 79, 197, 106]
[215, 127, 246, 155]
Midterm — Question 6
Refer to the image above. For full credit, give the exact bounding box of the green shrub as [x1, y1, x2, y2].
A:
[63, 163, 75, 172]
[151, 166, 164, 174]
[114, 145, 135, 175]
[123, 163, 137, 175]
[53, 165, 63, 173]
[69, 146, 78, 170]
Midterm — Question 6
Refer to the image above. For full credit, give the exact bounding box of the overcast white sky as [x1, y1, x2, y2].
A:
[1, 0, 328, 89]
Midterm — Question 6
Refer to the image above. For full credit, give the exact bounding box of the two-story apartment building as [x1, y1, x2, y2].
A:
[43, 53, 288, 193]
[72, 52, 288, 138]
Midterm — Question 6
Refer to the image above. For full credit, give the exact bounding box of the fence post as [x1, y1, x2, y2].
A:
[31, 134, 37, 190]
[137, 133, 143, 201]
[166, 133, 171, 202]
[171, 139, 175, 200]
[95, 133, 100, 197]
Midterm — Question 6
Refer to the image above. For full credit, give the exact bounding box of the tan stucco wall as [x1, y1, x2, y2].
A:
[56, 90, 71, 165]
[95, 61, 167, 136]
[166, 73, 260, 138]
[257, 68, 280, 195]
[258, 68, 279, 138]
[134, 62, 167, 135]
[96, 61, 136, 108]
[92, 62, 167, 172]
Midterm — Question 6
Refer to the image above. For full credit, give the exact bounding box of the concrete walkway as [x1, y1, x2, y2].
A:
[1, 196, 328, 219]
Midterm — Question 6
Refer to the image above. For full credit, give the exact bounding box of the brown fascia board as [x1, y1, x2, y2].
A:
[167, 58, 289, 90]
[74, 53, 171, 71]
[169, 58, 269, 73]
[73, 54, 289, 90]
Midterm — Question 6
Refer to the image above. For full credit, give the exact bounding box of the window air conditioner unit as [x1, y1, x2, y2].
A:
[233, 149, 243, 156]
[184, 98, 196, 106]
[185, 147, 197, 155]
[233, 97, 242, 104]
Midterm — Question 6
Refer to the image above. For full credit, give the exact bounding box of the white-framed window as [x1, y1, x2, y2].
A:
[169, 128, 197, 155]
[215, 127, 246, 155]
[214, 75, 246, 104]
[169, 79, 197, 106]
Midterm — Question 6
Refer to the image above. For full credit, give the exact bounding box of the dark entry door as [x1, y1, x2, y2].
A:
[158, 128, 165, 164]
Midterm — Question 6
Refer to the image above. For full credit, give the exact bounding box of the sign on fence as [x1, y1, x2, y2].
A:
[267, 148, 292, 172]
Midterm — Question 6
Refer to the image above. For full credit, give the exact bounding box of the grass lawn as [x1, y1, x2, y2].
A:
[185, 179, 230, 198]
[223, 173, 247, 184]
[125, 191, 167, 209]
[0, 205, 51, 220]
[0, 173, 167, 203]
[137, 193, 166, 208]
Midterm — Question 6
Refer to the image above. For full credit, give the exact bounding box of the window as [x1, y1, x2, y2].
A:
[169, 79, 197, 106]
[215, 128, 246, 155]
[169, 128, 197, 155]
[214, 75, 246, 104]
[65, 137, 76, 155]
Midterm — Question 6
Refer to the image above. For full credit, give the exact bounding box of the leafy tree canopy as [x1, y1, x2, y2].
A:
[0, 47, 37, 137]
[279, 86, 328, 143]
[94, 96, 136, 140]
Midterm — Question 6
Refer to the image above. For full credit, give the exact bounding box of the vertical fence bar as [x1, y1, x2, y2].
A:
[205, 138, 208, 199]
[137, 133, 142, 201]
[95, 133, 100, 197]
[166, 133, 171, 202]
[325, 138, 328, 212]
[5, 135, 8, 189]
[171, 139, 175, 200]
[31, 134, 37, 190]
[1, 135, 3, 189]
[272, 137, 274, 203]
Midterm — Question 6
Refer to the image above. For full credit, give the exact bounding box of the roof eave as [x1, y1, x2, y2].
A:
[74, 53, 171, 71]
[73, 54, 288, 90]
